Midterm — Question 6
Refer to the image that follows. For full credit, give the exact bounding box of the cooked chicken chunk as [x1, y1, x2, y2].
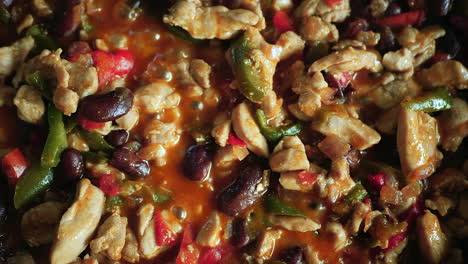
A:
[134, 82, 181, 114]
[196, 212, 222, 247]
[272, 0, 293, 11]
[122, 228, 140, 263]
[356, 31, 381, 47]
[190, 59, 211, 89]
[21, 201, 67, 247]
[425, 193, 454, 216]
[255, 230, 282, 259]
[269, 215, 321, 232]
[369, 0, 389, 17]
[136, 203, 162, 259]
[313, 111, 381, 150]
[309, 47, 382, 74]
[214, 145, 249, 172]
[0, 36, 34, 76]
[299, 16, 338, 45]
[382, 48, 413, 72]
[269, 136, 309, 172]
[51, 179, 105, 264]
[438, 98, 468, 152]
[398, 26, 445, 67]
[33, 0, 53, 16]
[232, 102, 268, 157]
[143, 119, 180, 146]
[295, 0, 351, 23]
[370, 75, 421, 109]
[211, 113, 231, 147]
[417, 210, 448, 264]
[326, 222, 348, 250]
[174, 60, 203, 97]
[417, 60, 468, 89]
[163, 0, 259, 39]
[279, 163, 326, 192]
[345, 201, 371, 235]
[318, 135, 350, 160]
[13, 85, 45, 124]
[90, 213, 128, 260]
[277, 31, 306, 60]
[397, 108, 442, 182]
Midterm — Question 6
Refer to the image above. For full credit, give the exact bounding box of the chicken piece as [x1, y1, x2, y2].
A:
[240, 0, 266, 29]
[174, 60, 203, 97]
[214, 145, 249, 171]
[17, 14, 34, 34]
[212, 115, 231, 149]
[272, 0, 293, 11]
[7, 251, 36, 264]
[70, 255, 99, 264]
[425, 193, 454, 216]
[277, 31, 305, 60]
[417, 210, 448, 264]
[398, 26, 445, 66]
[369, 0, 389, 17]
[438, 98, 468, 152]
[356, 31, 381, 47]
[134, 82, 181, 114]
[13, 85, 45, 124]
[122, 228, 140, 263]
[0, 84, 15, 107]
[0, 36, 34, 77]
[190, 59, 211, 89]
[255, 229, 282, 259]
[232, 102, 268, 157]
[326, 222, 348, 251]
[53, 87, 80, 116]
[269, 215, 321, 232]
[329, 157, 350, 180]
[295, 0, 350, 23]
[331, 40, 366, 51]
[370, 76, 421, 109]
[304, 245, 322, 264]
[196, 212, 222, 247]
[375, 106, 400, 134]
[269, 136, 309, 172]
[429, 168, 468, 193]
[324, 168, 356, 203]
[90, 213, 128, 260]
[309, 47, 382, 74]
[163, 0, 259, 40]
[345, 201, 371, 235]
[138, 143, 167, 167]
[397, 108, 442, 182]
[382, 48, 413, 72]
[299, 16, 338, 45]
[21, 201, 67, 247]
[417, 60, 468, 89]
[318, 135, 350, 160]
[33, 0, 53, 16]
[136, 203, 162, 259]
[67, 131, 90, 152]
[143, 119, 180, 146]
[51, 179, 105, 264]
[279, 163, 327, 192]
[116, 105, 139, 131]
[313, 111, 381, 150]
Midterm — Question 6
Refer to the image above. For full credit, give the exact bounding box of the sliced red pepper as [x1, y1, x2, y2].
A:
[98, 173, 120, 196]
[199, 244, 233, 264]
[227, 132, 247, 147]
[367, 173, 385, 192]
[154, 210, 177, 246]
[375, 9, 425, 28]
[403, 201, 423, 227]
[337, 72, 356, 88]
[429, 53, 450, 64]
[273, 11, 295, 33]
[92, 49, 135, 88]
[363, 197, 371, 205]
[325, 0, 343, 8]
[176, 224, 200, 264]
[383, 231, 407, 252]
[297, 170, 319, 187]
[1, 148, 28, 186]
[77, 114, 106, 130]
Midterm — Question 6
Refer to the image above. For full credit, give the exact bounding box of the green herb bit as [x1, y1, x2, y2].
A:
[343, 182, 368, 204]
[0, 4, 11, 24]
[14, 163, 54, 209]
[401, 88, 453, 113]
[264, 197, 305, 217]
[41, 104, 68, 168]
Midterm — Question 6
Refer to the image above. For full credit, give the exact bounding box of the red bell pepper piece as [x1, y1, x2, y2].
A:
[199, 244, 233, 264]
[383, 231, 407, 252]
[297, 170, 319, 187]
[273, 11, 295, 33]
[337, 72, 355, 87]
[1, 148, 28, 186]
[77, 114, 106, 130]
[368, 173, 385, 192]
[98, 173, 120, 196]
[403, 201, 423, 227]
[176, 224, 200, 264]
[375, 9, 425, 28]
[154, 210, 177, 246]
[325, 0, 343, 7]
[227, 132, 247, 147]
[91, 49, 135, 88]
[429, 53, 450, 64]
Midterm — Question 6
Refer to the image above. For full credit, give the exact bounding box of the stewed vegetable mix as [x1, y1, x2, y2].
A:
[0, 0, 467, 263]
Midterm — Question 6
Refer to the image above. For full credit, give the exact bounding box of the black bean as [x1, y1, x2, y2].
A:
[231, 217, 250, 248]
[280, 246, 304, 264]
[110, 148, 149, 179]
[344, 18, 369, 39]
[376, 26, 398, 53]
[105, 129, 130, 147]
[385, 2, 402, 16]
[183, 145, 212, 181]
[431, 0, 453, 16]
[80, 87, 134, 122]
[440, 28, 460, 59]
[58, 148, 84, 183]
[122, 140, 142, 152]
[217, 159, 268, 216]
[56, 0, 84, 37]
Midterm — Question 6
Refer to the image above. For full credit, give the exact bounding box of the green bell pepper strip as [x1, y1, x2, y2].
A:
[255, 109, 302, 142]
[26, 24, 60, 51]
[343, 182, 368, 204]
[41, 104, 68, 168]
[106, 195, 124, 208]
[264, 197, 305, 217]
[165, 24, 206, 44]
[0, 4, 10, 24]
[152, 189, 172, 205]
[14, 163, 54, 209]
[25, 71, 52, 99]
[401, 88, 453, 112]
[229, 33, 270, 103]
[79, 129, 114, 151]
[81, 151, 108, 164]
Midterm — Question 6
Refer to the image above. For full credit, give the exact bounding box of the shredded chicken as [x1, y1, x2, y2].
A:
[370, 74, 421, 109]
[90, 213, 128, 260]
[356, 31, 381, 47]
[318, 135, 350, 160]
[417, 60, 468, 89]
[51, 179, 105, 264]
[136, 203, 162, 259]
[13, 85, 45, 124]
[190, 59, 211, 89]
[116, 105, 139, 131]
[299, 16, 338, 45]
[295, 0, 351, 23]
[163, 0, 260, 39]
[438, 98, 468, 152]
[134, 82, 181, 114]
[255, 230, 282, 259]
[33, 0, 53, 16]
[232, 102, 268, 157]
[269, 136, 309, 172]
[0, 36, 34, 77]
[309, 47, 382, 74]
[196, 212, 222, 247]
[277, 31, 306, 60]
[416, 210, 448, 264]
[397, 108, 442, 182]
[382, 48, 414, 72]
[397, 26, 445, 67]
[346, 202, 371, 235]
[326, 222, 348, 251]
[269, 215, 321, 232]
[122, 228, 140, 263]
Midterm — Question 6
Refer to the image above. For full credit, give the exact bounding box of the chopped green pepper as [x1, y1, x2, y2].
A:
[26, 24, 59, 51]
[343, 182, 368, 204]
[264, 197, 305, 217]
[81, 151, 108, 164]
[26, 71, 52, 99]
[229, 33, 269, 103]
[401, 88, 453, 112]
[152, 188, 172, 205]
[106, 195, 124, 208]
[255, 109, 302, 142]
[81, 15, 94, 33]
[14, 163, 54, 209]
[41, 104, 68, 168]
[0, 4, 10, 24]
[79, 129, 114, 151]
[63, 116, 77, 134]
[165, 24, 206, 44]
